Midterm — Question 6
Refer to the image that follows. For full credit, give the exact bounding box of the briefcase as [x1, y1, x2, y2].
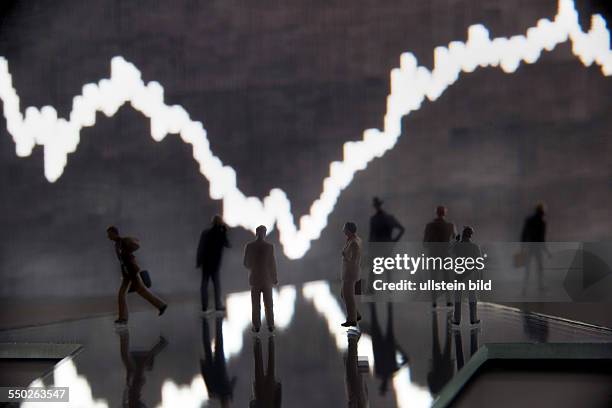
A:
[129, 270, 152, 292]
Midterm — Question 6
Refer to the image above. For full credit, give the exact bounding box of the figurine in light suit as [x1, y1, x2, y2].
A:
[341, 222, 363, 327]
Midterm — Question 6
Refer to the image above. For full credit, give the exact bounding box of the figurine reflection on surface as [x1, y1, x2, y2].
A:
[453, 328, 480, 371]
[250, 336, 282, 408]
[200, 316, 236, 407]
[427, 313, 454, 395]
[345, 331, 369, 407]
[117, 329, 168, 408]
[368, 303, 409, 395]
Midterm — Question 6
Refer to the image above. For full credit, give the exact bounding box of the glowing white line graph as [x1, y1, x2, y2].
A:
[0, 0, 610, 259]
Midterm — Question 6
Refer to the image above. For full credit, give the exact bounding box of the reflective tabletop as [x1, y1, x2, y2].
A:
[2, 281, 612, 408]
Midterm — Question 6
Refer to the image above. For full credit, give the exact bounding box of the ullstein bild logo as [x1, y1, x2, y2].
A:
[365, 243, 612, 302]
[371, 253, 487, 275]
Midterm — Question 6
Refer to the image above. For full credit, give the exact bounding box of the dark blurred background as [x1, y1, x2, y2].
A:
[0, 0, 610, 306]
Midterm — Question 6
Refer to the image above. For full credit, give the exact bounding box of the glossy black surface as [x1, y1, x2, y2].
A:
[3, 281, 612, 407]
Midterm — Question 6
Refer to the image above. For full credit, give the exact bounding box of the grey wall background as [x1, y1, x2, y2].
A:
[0, 0, 610, 298]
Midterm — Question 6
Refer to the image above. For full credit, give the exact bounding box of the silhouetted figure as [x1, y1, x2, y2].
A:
[367, 197, 405, 295]
[117, 329, 168, 408]
[368, 303, 409, 395]
[521, 203, 551, 293]
[454, 328, 480, 371]
[201, 316, 236, 407]
[423, 206, 457, 308]
[451, 226, 481, 326]
[345, 332, 369, 407]
[197, 215, 230, 312]
[369, 197, 405, 243]
[250, 336, 282, 408]
[427, 312, 454, 395]
[341, 222, 363, 327]
[107, 226, 167, 324]
[244, 225, 278, 333]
